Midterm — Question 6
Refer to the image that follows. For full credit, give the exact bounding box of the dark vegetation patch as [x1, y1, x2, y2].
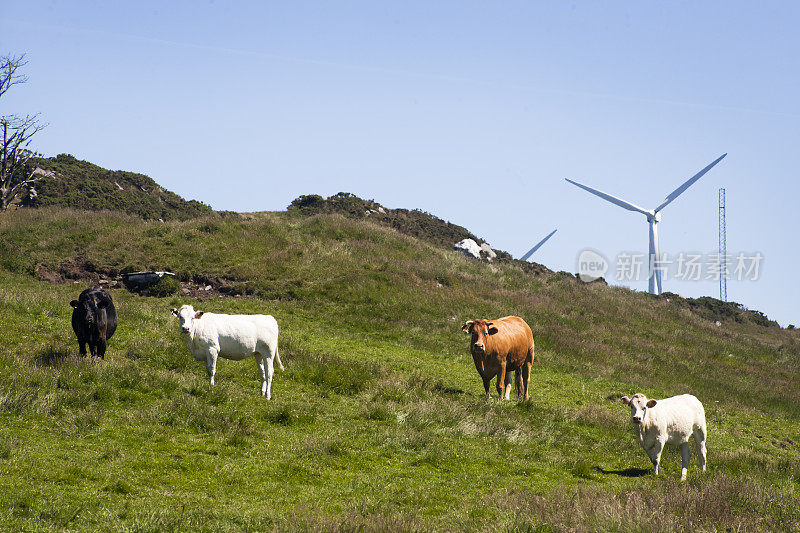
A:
[21, 154, 214, 221]
[264, 404, 317, 426]
[659, 292, 781, 328]
[143, 275, 180, 297]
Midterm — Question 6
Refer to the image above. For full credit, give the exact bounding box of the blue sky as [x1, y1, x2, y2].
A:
[2, 1, 798, 326]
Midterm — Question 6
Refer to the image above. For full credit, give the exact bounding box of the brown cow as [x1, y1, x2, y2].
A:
[461, 316, 534, 400]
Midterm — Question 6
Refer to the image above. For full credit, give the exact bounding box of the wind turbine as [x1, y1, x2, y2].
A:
[565, 154, 727, 295]
[520, 229, 557, 261]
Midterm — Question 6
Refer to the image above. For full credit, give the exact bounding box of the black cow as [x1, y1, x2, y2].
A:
[70, 286, 117, 358]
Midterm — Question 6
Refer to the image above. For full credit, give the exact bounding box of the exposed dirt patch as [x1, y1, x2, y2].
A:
[180, 274, 253, 299]
[32, 259, 239, 298]
[34, 264, 64, 284]
[35, 260, 120, 289]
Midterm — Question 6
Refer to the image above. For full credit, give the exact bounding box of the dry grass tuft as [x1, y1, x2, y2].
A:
[507, 475, 800, 532]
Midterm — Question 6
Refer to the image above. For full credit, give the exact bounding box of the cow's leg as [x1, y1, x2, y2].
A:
[78, 338, 87, 356]
[648, 441, 664, 476]
[87, 334, 97, 357]
[472, 354, 490, 397]
[254, 352, 267, 397]
[694, 427, 707, 473]
[521, 362, 531, 400]
[496, 362, 507, 400]
[264, 355, 275, 400]
[503, 372, 513, 400]
[96, 337, 107, 359]
[205, 349, 218, 386]
[514, 370, 522, 400]
[679, 442, 691, 481]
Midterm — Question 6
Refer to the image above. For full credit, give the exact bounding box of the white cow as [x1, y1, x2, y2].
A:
[620, 393, 707, 480]
[171, 305, 284, 399]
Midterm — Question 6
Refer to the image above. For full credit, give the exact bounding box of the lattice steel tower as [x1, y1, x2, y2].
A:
[718, 188, 727, 301]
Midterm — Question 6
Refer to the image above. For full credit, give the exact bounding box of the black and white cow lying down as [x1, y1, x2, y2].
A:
[171, 305, 284, 399]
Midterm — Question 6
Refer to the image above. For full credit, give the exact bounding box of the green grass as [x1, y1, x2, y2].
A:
[0, 207, 799, 531]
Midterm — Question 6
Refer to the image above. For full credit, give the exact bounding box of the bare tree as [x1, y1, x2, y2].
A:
[1, 54, 47, 210]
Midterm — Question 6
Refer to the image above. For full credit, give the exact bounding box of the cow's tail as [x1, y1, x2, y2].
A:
[275, 346, 285, 371]
[529, 335, 535, 364]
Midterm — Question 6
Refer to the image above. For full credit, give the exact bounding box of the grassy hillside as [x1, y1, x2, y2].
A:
[1, 207, 799, 531]
[21, 154, 214, 221]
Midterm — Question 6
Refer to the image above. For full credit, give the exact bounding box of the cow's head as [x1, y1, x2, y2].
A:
[71, 292, 108, 325]
[621, 393, 657, 425]
[461, 319, 498, 354]
[171, 305, 204, 334]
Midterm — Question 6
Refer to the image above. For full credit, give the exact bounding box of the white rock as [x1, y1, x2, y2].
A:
[454, 239, 481, 259]
[480, 243, 497, 261]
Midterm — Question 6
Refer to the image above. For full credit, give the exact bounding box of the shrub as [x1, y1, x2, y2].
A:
[21, 154, 214, 221]
[144, 275, 180, 297]
[287, 192, 489, 250]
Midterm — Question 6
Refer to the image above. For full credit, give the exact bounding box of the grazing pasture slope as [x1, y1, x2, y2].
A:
[0, 206, 798, 531]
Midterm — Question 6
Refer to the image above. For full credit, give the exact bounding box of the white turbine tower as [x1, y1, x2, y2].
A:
[565, 154, 727, 295]
[520, 229, 557, 261]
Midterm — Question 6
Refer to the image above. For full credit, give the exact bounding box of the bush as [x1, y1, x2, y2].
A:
[287, 192, 487, 249]
[144, 275, 180, 297]
[288, 194, 325, 213]
[21, 154, 214, 221]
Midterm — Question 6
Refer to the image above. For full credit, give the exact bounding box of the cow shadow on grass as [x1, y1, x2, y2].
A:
[594, 466, 651, 477]
[34, 346, 76, 367]
[432, 382, 466, 396]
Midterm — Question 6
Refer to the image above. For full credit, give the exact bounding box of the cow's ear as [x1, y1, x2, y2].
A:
[171, 308, 178, 316]
[194, 311, 204, 319]
[461, 320, 473, 333]
[646, 399, 657, 408]
[621, 396, 630, 406]
[488, 326, 499, 335]
[70, 300, 79, 308]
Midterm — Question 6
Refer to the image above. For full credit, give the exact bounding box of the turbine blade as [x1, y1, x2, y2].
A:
[565, 178, 651, 216]
[520, 229, 557, 261]
[654, 153, 727, 213]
